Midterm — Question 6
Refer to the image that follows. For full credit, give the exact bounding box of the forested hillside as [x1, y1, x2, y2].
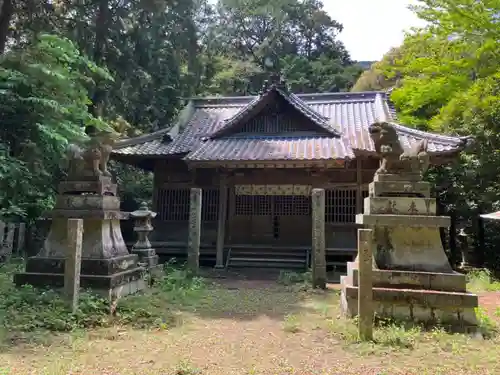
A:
[0, 0, 362, 221]
[352, 0, 500, 269]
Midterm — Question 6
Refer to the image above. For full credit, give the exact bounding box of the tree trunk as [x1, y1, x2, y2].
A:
[89, 0, 109, 118]
[0, 0, 14, 54]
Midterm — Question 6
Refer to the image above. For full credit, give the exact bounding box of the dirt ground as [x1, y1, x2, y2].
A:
[0, 273, 499, 375]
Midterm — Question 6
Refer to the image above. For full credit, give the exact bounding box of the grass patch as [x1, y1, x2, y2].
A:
[277, 270, 311, 287]
[466, 268, 500, 292]
[0, 260, 207, 347]
[283, 313, 300, 333]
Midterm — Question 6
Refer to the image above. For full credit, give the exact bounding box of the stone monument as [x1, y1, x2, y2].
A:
[15, 126, 146, 299]
[340, 122, 478, 330]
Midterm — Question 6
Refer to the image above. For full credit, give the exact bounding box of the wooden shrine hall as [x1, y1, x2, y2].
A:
[112, 78, 469, 270]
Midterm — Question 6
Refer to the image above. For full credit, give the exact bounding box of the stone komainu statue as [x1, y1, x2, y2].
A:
[368, 122, 430, 176]
[65, 126, 116, 180]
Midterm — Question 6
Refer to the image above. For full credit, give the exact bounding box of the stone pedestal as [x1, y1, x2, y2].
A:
[14, 177, 146, 299]
[340, 174, 478, 330]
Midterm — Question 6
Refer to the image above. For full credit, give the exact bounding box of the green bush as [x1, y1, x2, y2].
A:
[0, 260, 208, 345]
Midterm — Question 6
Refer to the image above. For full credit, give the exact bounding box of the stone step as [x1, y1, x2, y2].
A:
[229, 257, 306, 263]
[229, 251, 307, 258]
[229, 261, 306, 269]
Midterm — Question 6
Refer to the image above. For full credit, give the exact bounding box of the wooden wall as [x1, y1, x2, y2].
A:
[150, 158, 379, 250]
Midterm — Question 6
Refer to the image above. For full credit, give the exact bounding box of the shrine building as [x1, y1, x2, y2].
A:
[111, 78, 468, 271]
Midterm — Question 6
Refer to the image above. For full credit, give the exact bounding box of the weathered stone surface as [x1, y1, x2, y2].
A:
[342, 168, 478, 330]
[55, 195, 120, 211]
[65, 126, 116, 181]
[46, 210, 129, 220]
[369, 122, 430, 177]
[345, 285, 478, 309]
[187, 188, 202, 272]
[369, 226, 453, 272]
[58, 178, 117, 196]
[64, 219, 83, 312]
[130, 203, 159, 271]
[357, 214, 450, 228]
[341, 282, 478, 329]
[373, 173, 423, 183]
[369, 180, 431, 198]
[311, 189, 327, 289]
[39, 218, 129, 259]
[357, 229, 373, 340]
[364, 197, 436, 216]
[15, 267, 146, 300]
[15, 164, 144, 298]
[24, 254, 139, 275]
[348, 265, 467, 293]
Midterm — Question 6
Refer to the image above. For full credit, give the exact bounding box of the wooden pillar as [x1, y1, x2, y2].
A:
[358, 228, 374, 341]
[215, 175, 228, 268]
[356, 159, 363, 214]
[65, 219, 83, 313]
[311, 188, 327, 289]
[187, 188, 202, 272]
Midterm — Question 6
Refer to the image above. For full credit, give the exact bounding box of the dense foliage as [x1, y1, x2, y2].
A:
[0, 34, 111, 219]
[351, 0, 500, 269]
[0, 0, 363, 222]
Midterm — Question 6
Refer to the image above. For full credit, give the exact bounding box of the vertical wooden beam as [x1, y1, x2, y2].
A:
[65, 219, 83, 313]
[311, 188, 327, 289]
[358, 228, 374, 341]
[356, 159, 363, 214]
[228, 180, 236, 245]
[215, 175, 228, 268]
[187, 188, 202, 273]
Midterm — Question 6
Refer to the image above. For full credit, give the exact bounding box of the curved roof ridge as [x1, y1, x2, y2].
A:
[114, 127, 170, 149]
[388, 122, 468, 144]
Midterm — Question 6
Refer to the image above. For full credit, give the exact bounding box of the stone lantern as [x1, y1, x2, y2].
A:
[130, 202, 159, 269]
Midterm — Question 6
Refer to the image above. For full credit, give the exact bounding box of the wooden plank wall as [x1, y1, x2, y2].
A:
[0, 221, 26, 261]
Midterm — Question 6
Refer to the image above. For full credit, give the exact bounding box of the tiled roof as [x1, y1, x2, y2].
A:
[112, 91, 469, 161]
[184, 136, 354, 161]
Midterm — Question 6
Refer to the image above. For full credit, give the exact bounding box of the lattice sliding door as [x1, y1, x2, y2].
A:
[325, 188, 368, 224]
[157, 188, 190, 221]
[156, 188, 220, 223]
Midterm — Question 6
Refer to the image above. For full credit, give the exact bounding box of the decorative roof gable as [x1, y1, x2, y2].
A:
[211, 77, 341, 139]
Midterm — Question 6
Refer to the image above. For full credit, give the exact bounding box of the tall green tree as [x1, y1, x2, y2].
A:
[0, 34, 111, 220]
[372, 0, 500, 269]
[204, 0, 362, 94]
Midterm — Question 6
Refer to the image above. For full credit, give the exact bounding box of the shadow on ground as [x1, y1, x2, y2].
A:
[163, 267, 340, 322]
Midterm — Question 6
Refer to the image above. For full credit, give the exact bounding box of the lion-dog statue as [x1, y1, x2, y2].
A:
[65, 125, 117, 180]
[368, 122, 430, 177]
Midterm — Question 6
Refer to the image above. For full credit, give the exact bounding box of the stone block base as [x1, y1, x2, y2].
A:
[132, 248, 159, 269]
[340, 262, 479, 331]
[347, 262, 467, 292]
[14, 254, 146, 299]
